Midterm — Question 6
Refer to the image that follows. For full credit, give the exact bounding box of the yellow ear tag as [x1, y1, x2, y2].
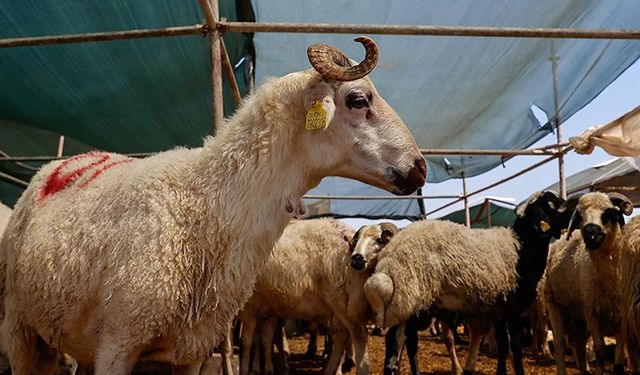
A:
[539, 220, 550, 232]
[305, 100, 327, 130]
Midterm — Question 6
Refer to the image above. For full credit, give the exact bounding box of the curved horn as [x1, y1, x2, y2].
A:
[307, 36, 379, 81]
[607, 192, 634, 216]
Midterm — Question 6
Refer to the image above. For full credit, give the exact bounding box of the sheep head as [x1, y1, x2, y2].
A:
[348, 223, 399, 271]
[565, 192, 633, 251]
[300, 37, 426, 196]
[516, 190, 569, 239]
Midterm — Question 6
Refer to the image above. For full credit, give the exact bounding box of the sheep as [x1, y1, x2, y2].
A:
[0, 36, 426, 375]
[545, 192, 634, 375]
[621, 215, 640, 375]
[238, 218, 399, 375]
[365, 190, 572, 375]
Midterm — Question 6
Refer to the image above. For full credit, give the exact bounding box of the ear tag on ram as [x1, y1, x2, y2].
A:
[539, 220, 551, 232]
[305, 100, 327, 130]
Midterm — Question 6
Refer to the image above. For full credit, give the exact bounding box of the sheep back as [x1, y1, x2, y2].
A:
[371, 220, 519, 325]
[621, 216, 640, 342]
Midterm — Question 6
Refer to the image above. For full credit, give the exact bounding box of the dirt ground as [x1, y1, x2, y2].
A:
[282, 331, 581, 375]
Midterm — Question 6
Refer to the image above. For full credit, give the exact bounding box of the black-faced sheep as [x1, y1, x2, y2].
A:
[0, 37, 426, 375]
[238, 218, 399, 375]
[621, 215, 640, 375]
[365, 190, 572, 375]
[545, 192, 633, 375]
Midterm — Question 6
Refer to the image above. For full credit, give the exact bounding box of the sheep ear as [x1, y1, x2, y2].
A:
[607, 192, 634, 216]
[565, 211, 582, 240]
[348, 229, 361, 252]
[303, 81, 336, 130]
[379, 223, 399, 244]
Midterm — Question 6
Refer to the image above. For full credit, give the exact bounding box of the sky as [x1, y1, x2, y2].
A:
[343, 59, 640, 229]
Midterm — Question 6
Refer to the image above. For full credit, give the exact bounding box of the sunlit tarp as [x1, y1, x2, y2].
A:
[545, 158, 640, 205]
[252, 0, 640, 218]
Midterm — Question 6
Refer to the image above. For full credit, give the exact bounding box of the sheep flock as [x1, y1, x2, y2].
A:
[0, 36, 638, 375]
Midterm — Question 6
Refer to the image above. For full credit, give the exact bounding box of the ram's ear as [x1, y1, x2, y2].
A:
[302, 81, 336, 130]
[379, 223, 399, 244]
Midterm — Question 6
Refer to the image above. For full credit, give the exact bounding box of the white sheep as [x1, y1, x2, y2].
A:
[621, 215, 640, 375]
[0, 37, 426, 375]
[544, 192, 633, 375]
[365, 191, 571, 375]
[238, 218, 399, 375]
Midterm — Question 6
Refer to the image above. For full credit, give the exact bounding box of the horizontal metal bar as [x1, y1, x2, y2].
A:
[303, 194, 461, 200]
[421, 148, 558, 156]
[0, 171, 29, 188]
[0, 25, 206, 48]
[0, 153, 153, 162]
[219, 22, 640, 40]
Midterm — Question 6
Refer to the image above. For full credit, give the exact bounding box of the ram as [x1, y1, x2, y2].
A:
[0, 37, 425, 375]
[545, 192, 633, 375]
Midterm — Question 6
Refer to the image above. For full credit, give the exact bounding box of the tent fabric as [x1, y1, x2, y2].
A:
[0, 0, 254, 205]
[440, 199, 517, 229]
[252, 0, 640, 219]
[545, 158, 640, 205]
[569, 105, 640, 157]
[2, 1, 640, 219]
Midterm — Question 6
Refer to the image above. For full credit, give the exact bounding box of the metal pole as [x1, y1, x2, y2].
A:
[486, 199, 492, 227]
[550, 40, 567, 199]
[462, 172, 471, 227]
[421, 148, 558, 156]
[0, 171, 29, 188]
[199, 0, 224, 133]
[219, 21, 640, 40]
[303, 194, 462, 200]
[425, 148, 571, 217]
[0, 25, 206, 48]
[56, 135, 65, 158]
[220, 36, 243, 106]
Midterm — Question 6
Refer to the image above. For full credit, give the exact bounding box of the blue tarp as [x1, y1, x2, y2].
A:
[252, 0, 640, 218]
[1, 1, 639, 219]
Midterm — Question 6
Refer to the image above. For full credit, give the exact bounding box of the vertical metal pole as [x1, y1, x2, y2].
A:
[486, 198, 492, 228]
[550, 40, 566, 199]
[416, 187, 426, 220]
[56, 135, 65, 157]
[462, 172, 471, 228]
[199, 0, 224, 133]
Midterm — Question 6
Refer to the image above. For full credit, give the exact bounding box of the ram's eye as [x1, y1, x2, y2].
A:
[376, 237, 384, 244]
[346, 92, 370, 109]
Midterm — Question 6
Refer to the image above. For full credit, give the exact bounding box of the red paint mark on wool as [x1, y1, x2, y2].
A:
[77, 159, 133, 189]
[39, 152, 132, 201]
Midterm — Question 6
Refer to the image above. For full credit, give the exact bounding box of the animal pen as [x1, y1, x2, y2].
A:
[0, 0, 639, 223]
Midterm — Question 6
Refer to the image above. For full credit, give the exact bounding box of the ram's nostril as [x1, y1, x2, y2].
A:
[414, 157, 427, 178]
[351, 253, 364, 261]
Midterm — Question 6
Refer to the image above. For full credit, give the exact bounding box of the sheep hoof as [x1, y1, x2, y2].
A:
[341, 358, 355, 373]
[613, 364, 626, 375]
[462, 370, 474, 375]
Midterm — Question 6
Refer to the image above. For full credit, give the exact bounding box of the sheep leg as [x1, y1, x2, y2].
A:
[547, 302, 569, 375]
[441, 325, 461, 375]
[349, 324, 370, 375]
[260, 317, 276, 375]
[172, 362, 203, 375]
[508, 315, 525, 375]
[305, 322, 319, 359]
[463, 326, 483, 375]
[93, 341, 140, 375]
[341, 337, 355, 373]
[219, 322, 235, 375]
[274, 319, 290, 375]
[584, 313, 605, 375]
[613, 335, 625, 375]
[323, 322, 349, 375]
[239, 316, 257, 375]
[573, 331, 590, 375]
[383, 323, 406, 375]
[627, 331, 640, 375]
[494, 319, 509, 375]
[3, 323, 37, 375]
[406, 323, 421, 375]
